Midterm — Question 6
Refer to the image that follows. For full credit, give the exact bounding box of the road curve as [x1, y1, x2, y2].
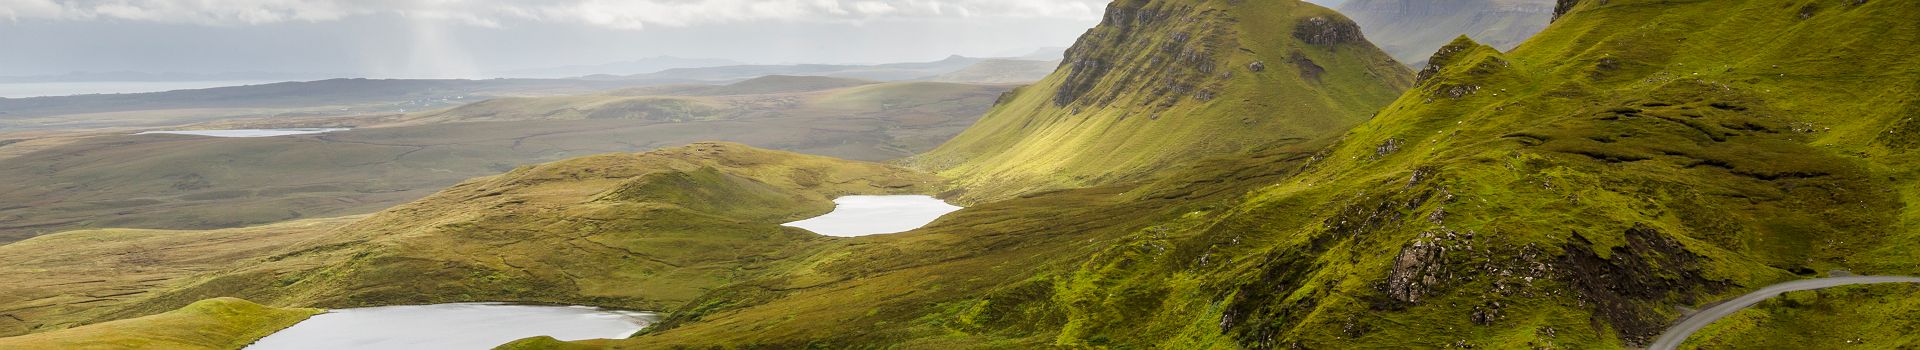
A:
[1647, 275, 1920, 350]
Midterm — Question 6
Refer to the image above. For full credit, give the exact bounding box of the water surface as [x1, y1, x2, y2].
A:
[246, 303, 655, 350]
[783, 195, 963, 237]
[137, 128, 349, 138]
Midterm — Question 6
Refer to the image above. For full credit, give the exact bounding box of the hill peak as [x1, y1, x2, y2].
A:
[918, 0, 1413, 201]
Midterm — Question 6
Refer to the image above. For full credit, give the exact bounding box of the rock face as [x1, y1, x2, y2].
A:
[1293, 16, 1365, 45]
[1337, 0, 1555, 66]
[1553, 0, 1581, 20]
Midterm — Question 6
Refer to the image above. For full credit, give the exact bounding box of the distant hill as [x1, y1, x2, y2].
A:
[1337, 0, 1554, 66]
[915, 0, 1412, 201]
[495, 56, 746, 79]
[0, 78, 696, 129]
[0, 80, 1008, 243]
[607, 55, 988, 82]
[924, 59, 1061, 84]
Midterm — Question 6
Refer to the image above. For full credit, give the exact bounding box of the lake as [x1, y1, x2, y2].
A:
[245, 303, 655, 350]
[782, 195, 963, 237]
[136, 128, 350, 138]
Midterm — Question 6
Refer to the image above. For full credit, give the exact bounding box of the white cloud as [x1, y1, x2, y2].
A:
[0, 0, 1107, 28]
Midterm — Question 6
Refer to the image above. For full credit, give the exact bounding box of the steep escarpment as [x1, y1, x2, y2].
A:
[916, 0, 1411, 202]
[1337, 0, 1555, 66]
[94, 142, 942, 321]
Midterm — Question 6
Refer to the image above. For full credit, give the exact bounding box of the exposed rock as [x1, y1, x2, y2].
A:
[1384, 235, 1444, 304]
[1553, 0, 1582, 22]
[1293, 16, 1365, 45]
[1289, 51, 1326, 82]
[1375, 138, 1404, 156]
[1554, 224, 1728, 347]
[1470, 301, 1504, 325]
[1248, 61, 1266, 72]
[1416, 40, 1477, 84]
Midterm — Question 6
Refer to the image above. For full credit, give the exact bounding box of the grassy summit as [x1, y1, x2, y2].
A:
[915, 0, 1412, 202]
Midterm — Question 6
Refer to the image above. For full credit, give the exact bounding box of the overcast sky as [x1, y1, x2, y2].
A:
[0, 0, 1345, 79]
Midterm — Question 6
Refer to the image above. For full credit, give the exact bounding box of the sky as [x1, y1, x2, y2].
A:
[0, 0, 1347, 79]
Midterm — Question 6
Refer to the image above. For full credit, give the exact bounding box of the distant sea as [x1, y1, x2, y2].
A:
[0, 81, 279, 98]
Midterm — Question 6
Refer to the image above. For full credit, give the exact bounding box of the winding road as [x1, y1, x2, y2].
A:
[1646, 275, 1920, 350]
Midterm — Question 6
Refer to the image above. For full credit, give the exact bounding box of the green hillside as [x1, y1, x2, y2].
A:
[914, 0, 1412, 202]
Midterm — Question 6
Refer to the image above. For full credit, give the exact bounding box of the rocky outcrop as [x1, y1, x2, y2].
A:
[1555, 224, 1727, 347]
[1293, 16, 1365, 45]
[1553, 0, 1581, 21]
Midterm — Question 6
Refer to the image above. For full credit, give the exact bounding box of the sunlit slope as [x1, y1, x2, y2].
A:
[97, 143, 942, 322]
[520, 0, 1920, 348]
[0, 298, 316, 350]
[916, 0, 1412, 201]
[0, 217, 351, 337]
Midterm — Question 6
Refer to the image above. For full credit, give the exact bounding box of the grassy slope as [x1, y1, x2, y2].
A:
[1682, 283, 1920, 349]
[0, 81, 1006, 243]
[0, 217, 353, 337]
[914, 0, 1412, 202]
[523, 0, 1920, 348]
[92, 143, 943, 324]
[0, 298, 317, 350]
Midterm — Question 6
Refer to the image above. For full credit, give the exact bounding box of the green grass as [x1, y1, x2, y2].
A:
[0, 217, 354, 337]
[0, 297, 318, 350]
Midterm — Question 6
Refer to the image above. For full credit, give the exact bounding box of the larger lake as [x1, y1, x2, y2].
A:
[245, 303, 655, 350]
[783, 195, 963, 237]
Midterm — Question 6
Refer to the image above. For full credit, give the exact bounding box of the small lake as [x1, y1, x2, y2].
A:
[245, 303, 655, 350]
[783, 195, 963, 237]
[136, 128, 350, 138]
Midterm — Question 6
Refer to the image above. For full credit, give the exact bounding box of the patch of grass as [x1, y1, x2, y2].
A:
[0, 216, 354, 337]
[0, 297, 318, 350]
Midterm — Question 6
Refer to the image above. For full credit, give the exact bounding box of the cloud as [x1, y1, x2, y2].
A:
[0, 0, 1107, 28]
